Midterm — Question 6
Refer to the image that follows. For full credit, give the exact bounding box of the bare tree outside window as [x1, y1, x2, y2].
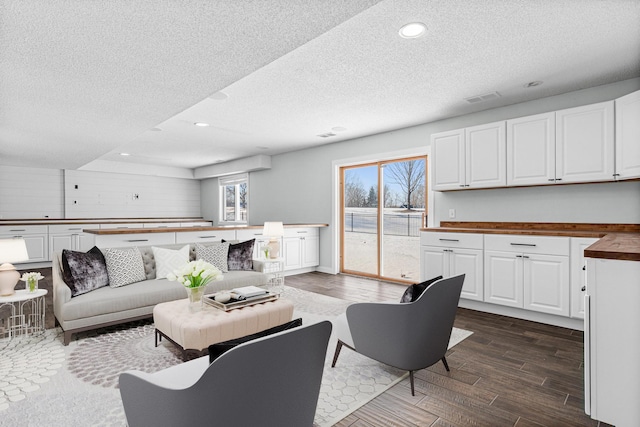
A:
[344, 170, 367, 207]
[385, 159, 426, 210]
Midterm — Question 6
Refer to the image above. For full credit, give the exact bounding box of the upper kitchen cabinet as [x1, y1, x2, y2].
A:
[431, 129, 465, 190]
[555, 101, 614, 183]
[614, 89, 640, 180]
[507, 112, 556, 186]
[431, 122, 505, 191]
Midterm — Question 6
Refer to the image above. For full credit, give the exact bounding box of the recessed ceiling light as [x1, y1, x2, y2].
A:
[209, 92, 228, 100]
[399, 22, 426, 39]
[525, 81, 543, 88]
[119, 153, 131, 156]
[194, 122, 210, 127]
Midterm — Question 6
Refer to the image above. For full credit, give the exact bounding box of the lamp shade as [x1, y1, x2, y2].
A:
[263, 222, 284, 238]
[0, 238, 29, 264]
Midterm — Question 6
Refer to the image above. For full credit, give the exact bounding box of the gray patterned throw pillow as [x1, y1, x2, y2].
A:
[103, 247, 147, 288]
[195, 242, 230, 272]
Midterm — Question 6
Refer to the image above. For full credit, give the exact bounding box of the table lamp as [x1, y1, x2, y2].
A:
[0, 238, 29, 296]
[263, 221, 284, 259]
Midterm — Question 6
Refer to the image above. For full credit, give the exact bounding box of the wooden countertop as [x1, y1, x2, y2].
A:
[421, 222, 640, 261]
[584, 233, 640, 262]
[83, 223, 329, 235]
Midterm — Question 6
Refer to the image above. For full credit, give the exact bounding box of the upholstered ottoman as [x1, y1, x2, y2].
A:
[153, 297, 294, 360]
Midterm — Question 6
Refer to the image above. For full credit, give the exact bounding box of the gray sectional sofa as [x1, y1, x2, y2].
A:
[53, 243, 268, 345]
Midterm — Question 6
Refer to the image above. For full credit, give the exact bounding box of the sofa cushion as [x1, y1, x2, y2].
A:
[400, 275, 443, 303]
[103, 247, 147, 288]
[225, 239, 255, 271]
[153, 245, 190, 279]
[195, 242, 230, 272]
[62, 246, 109, 297]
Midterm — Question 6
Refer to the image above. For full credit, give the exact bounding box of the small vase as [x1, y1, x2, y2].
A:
[26, 278, 39, 293]
[186, 286, 206, 312]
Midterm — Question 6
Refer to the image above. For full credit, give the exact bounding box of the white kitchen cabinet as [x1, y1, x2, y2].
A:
[585, 257, 640, 426]
[614, 89, 640, 180]
[48, 223, 96, 255]
[94, 232, 176, 248]
[506, 112, 556, 186]
[175, 229, 236, 244]
[0, 225, 49, 263]
[179, 221, 213, 227]
[431, 129, 465, 190]
[465, 121, 506, 189]
[569, 237, 599, 319]
[431, 122, 505, 191]
[282, 228, 319, 271]
[143, 222, 182, 228]
[235, 229, 273, 259]
[420, 232, 483, 301]
[555, 101, 614, 183]
[484, 235, 570, 316]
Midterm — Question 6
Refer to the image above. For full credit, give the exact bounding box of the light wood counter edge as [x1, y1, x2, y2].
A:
[584, 233, 640, 262]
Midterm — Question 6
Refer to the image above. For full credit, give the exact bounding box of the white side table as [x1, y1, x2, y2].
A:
[0, 289, 48, 338]
[262, 258, 285, 295]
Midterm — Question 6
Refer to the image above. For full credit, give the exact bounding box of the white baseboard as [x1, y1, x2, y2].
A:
[459, 299, 584, 331]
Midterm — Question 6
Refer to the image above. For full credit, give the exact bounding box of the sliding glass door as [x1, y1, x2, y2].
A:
[341, 156, 426, 282]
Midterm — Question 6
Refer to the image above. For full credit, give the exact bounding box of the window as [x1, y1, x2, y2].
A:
[219, 173, 248, 223]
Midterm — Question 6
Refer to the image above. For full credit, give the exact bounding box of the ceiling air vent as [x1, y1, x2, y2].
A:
[464, 91, 501, 104]
[317, 132, 337, 138]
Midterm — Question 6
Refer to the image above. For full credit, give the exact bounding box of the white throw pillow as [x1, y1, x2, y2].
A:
[103, 247, 146, 288]
[153, 245, 190, 279]
[195, 242, 230, 273]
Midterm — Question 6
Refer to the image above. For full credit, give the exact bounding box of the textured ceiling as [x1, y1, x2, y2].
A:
[1, 0, 639, 175]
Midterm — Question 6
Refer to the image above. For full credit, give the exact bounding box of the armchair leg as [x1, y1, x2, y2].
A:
[331, 340, 344, 368]
[441, 356, 450, 372]
[409, 371, 415, 396]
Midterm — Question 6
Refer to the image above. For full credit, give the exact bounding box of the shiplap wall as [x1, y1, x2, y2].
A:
[64, 170, 201, 218]
[0, 166, 201, 219]
[0, 166, 64, 218]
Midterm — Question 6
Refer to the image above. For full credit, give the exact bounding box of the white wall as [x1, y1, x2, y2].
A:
[0, 166, 202, 219]
[0, 166, 64, 219]
[64, 170, 201, 218]
[201, 78, 640, 272]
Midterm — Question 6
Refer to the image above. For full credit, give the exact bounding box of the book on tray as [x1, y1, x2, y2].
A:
[232, 285, 268, 299]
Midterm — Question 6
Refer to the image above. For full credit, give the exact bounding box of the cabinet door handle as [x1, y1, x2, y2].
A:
[510, 243, 536, 247]
[548, 179, 555, 182]
[613, 173, 620, 177]
[582, 265, 586, 271]
[555, 178, 562, 181]
[198, 236, 217, 239]
[439, 238, 459, 242]
[581, 286, 586, 292]
[523, 255, 530, 259]
[125, 239, 148, 242]
[10, 229, 26, 232]
[515, 255, 523, 258]
[68, 228, 83, 231]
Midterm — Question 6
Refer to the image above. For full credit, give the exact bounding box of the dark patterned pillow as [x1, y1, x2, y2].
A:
[400, 275, 443, 303]
[62, 246, 109, 297]
[103, 247, 146, 288]
[223, 239, 255, 271]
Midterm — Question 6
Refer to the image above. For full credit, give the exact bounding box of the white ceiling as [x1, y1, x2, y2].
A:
[2, 0, 639, 176]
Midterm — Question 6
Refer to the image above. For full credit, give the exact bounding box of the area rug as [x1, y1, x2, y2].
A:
[0, 286, 472, 426]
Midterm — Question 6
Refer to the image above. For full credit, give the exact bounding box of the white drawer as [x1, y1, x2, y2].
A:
[99, 223, 143, 230]
[143, 222, 182, 228]
[180, 221, 212, 227]
[284, 227, 319, 238]
[0, 225, 48, 235]
[236, 229, 267, 240]
[420, 232, 484, 249]
[484, 234, 570, 256]
[175, 229, 236, 244]
[95, 233, 176, 248]
[48, 224, 93, 233]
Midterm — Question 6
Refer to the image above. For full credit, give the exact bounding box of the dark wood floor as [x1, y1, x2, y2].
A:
[31, 268, 609, 426]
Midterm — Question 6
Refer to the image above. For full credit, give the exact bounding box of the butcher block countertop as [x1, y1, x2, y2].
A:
[421, 222, 640, 262]
[83, 223, 329, 235]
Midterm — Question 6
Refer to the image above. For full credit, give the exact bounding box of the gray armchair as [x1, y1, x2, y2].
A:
[331, 274, 465, 395]
[119, 320, 332, 427]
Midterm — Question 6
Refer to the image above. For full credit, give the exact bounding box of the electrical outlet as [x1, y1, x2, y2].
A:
[448, 208, 456, 219]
